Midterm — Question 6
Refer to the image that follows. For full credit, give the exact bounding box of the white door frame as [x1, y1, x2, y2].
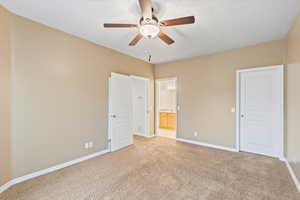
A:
[155, 77, 178, 138]
[235, 65, 284, 160]
[130, 75, 151, 137]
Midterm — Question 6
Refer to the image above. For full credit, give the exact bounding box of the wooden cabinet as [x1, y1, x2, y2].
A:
[160, 113, 168, 128]
[159, 112, 176, 130]
[168, 113, 176, 129]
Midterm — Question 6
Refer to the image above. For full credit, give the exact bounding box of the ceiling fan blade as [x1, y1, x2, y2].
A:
[104, 24, 137, 28]
[138, 0, 152, 21]
[129, 33, 143, 46]
[158, 31, 175, 45]
[161, 16, 195, 27]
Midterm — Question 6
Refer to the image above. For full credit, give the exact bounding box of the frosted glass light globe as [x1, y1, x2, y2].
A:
[140, 23, 160, 39]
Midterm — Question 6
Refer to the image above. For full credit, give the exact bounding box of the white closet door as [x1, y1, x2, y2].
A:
[109, 73, 133, 151]
[240, 66, 283, 158]
[131, 76, 149, 137]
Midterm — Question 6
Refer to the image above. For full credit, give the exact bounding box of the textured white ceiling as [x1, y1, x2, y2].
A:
[1, 0, 300, 64]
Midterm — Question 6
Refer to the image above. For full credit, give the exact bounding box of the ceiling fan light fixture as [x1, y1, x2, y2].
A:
[139, 23, 160, 39]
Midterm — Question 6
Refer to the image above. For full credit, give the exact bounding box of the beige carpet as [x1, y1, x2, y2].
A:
[0, 136, 299, 200]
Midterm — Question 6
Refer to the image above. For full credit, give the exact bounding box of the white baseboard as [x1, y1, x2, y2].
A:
[145, 135, 155, 138]
[0, 181, 15, 194]
[0, 149, 109, 194]
[134, 133, 155, 138]
[283, 159, 300, 192]
[176, 138, 238, 152]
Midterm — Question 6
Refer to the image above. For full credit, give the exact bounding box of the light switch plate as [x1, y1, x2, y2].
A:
[89, 142, 93, 148]
[84, 143, 89, 149]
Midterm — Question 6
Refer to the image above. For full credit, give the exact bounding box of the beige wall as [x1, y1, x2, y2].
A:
[0, 6, 12, 185]
[155, 40, 286, 148]
[10, 14, 154, 178]
[286, 11, 300, 181]
[0, 3, 299, 187]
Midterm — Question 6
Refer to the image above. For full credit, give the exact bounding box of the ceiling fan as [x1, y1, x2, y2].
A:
[103, 0, 195, 46]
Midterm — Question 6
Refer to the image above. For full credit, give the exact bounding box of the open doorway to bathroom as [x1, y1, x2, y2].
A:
[155, 78, 177, 139]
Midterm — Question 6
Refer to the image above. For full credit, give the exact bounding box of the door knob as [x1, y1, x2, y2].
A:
[111, 114, 117, 118]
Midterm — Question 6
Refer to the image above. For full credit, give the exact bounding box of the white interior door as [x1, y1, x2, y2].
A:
[109, 73, 133, 152]
[131, 76, 150, 137]
[239, 66, 283, 158]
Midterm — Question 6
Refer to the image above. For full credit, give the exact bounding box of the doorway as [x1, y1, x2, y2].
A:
[131, 75, 150, 138]
[156, 78, 177, 139]
[236, 65, 284, 159]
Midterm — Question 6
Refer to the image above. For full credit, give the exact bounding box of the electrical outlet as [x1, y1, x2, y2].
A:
[194, 132, 198, 137]
[84, 143, 89, 149]
[89, 142, 93, 148]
